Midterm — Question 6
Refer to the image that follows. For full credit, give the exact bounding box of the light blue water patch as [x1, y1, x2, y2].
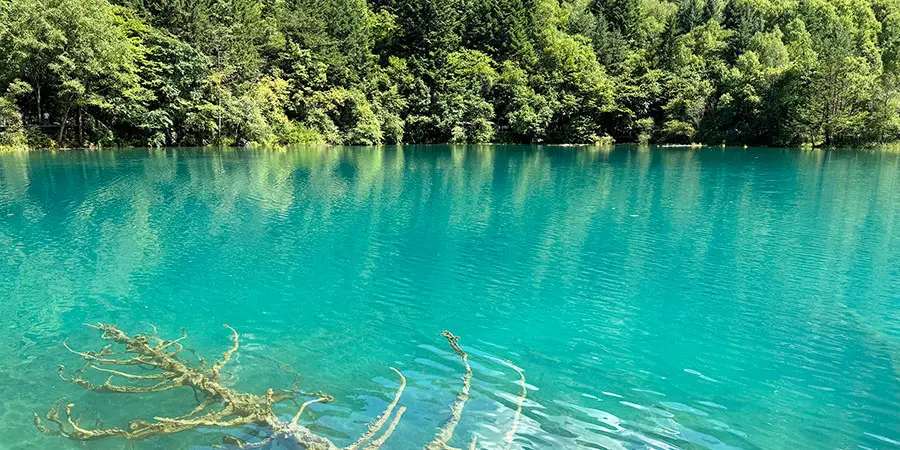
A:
[1, 145, 899, 449]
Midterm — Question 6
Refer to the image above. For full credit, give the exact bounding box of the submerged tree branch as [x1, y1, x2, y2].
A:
[36, 324, 525, 449]
[489, 357, 527, 449]
[425, 331, 474, 450]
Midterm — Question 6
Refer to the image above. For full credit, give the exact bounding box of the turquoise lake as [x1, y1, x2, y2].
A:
[1, 146, 899, 449]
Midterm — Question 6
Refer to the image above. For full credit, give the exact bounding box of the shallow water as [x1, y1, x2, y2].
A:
[1, 146, 899, 449]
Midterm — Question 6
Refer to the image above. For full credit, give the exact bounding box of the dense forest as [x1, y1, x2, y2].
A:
[1, 0, 900, 148]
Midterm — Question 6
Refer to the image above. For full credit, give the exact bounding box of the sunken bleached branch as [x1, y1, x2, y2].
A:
[36, 324, 524, 450]
[425, 331, 474, 450]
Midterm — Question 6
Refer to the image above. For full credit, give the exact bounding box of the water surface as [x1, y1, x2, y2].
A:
[1, 146, 899, 449]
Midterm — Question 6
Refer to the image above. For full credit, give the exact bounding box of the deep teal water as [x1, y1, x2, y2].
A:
[1, 146, 899, 450]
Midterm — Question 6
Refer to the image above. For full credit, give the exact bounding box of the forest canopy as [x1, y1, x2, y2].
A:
[2, 0, 900, 148]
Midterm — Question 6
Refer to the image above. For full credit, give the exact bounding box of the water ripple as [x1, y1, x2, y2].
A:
[0, 147, 898, 449]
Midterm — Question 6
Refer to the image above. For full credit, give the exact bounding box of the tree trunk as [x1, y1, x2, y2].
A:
[58, 104, 71, 145]
[217, 48, 222, 146]
[78, 107, 83, 146]
[36, 83, 42, 124]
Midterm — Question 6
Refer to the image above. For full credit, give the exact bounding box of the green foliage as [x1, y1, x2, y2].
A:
[0, 80, 30, 149]
[1, 0, 900, 147]
[434, 49, 497, 143]
[495, 61, 552, 142]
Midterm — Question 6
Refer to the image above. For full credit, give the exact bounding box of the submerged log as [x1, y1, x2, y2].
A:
[34, 323, 524, 449]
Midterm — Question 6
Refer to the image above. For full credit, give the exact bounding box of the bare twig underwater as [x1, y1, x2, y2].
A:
[34, 324, 526, 449]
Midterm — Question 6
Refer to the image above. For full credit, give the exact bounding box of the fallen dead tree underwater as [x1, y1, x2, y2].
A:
[33, 324, 527, 449]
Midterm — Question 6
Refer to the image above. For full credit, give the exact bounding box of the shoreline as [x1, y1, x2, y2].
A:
[4, 143, 900, 153]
